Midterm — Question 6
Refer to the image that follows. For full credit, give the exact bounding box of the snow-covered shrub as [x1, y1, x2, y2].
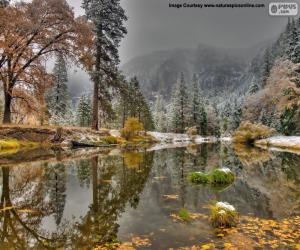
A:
[210, 168, 235, 185]
[188, 168, 235, 186]
[188, 171, 209, 184]
[210, 202, 238, 228]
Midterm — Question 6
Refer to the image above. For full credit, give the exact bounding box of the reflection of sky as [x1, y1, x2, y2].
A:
[41, 169, 92, 233]
[30, 145, 300, 247]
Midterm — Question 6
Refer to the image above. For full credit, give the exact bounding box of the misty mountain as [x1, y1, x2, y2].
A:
[121, 42, 270, 102]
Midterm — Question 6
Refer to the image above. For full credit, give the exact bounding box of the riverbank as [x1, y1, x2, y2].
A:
[0, 125, 156, 150]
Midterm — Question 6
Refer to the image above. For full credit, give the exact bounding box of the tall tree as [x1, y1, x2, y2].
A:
[82, 0, 127, 130]
[262, 48, 271, 87]
[170, 73, 189, 133]
[0, 0, 93, 124]
[0, 0, 9, 7]
[191, 73, 200, 128]
[76, 94, 92, 127]
[153, 94, 166, 132]
[46, 55, 73, 125]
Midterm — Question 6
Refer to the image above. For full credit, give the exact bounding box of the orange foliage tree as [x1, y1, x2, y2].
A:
[0, 0, 94, 124]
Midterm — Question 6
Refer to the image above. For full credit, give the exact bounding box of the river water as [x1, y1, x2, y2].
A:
[0, 143, 299, 249]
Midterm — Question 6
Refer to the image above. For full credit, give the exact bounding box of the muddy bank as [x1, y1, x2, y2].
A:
[0, 125, 112, 147]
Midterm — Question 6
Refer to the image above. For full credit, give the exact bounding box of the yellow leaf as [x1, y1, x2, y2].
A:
[0, 206, 14, 211]
[17, 209, 36, 213]
[201, 244, 211, 250]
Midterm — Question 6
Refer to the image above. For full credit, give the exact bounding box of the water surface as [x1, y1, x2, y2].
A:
[0, 143, 299, 249]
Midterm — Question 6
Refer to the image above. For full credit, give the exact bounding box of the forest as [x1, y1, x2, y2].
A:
[0, 0, 300, 140]
[0, 0, 300, 249]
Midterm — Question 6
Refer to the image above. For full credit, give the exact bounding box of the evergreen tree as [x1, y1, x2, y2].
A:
[199, 104, 208, 135]
[170, 73, 189, 133]
[191, 73, 200, 128]
[0, 0, 9, 7]
[45, 164, 67, 227]
[153, 94, 166, 132]
[46, 55, 73, 125]
[262, 48, 271, 87]
[286, 19, 299, 61]
[76, 94, 92, 127]
[232, 101, 242, 130]
[82, 0, 127, 130]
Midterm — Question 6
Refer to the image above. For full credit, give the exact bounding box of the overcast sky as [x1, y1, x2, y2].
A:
[67, 0, 299, 64]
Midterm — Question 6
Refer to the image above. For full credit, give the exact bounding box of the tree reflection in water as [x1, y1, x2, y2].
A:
[0, 144, 299, 249]
[0, 150, 154, 249]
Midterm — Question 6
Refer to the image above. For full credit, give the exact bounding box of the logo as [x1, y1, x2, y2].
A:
[269, 2, 298, 16]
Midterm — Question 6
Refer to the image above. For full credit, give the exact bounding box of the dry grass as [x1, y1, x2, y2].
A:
[0, 139, 38, 150]
[210, 203, 238, 228]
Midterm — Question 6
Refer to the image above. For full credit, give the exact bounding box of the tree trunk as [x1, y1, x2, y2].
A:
[92, 156, 99, 213]
[3, 91, 12, 124]
[92, 44, 101, 131]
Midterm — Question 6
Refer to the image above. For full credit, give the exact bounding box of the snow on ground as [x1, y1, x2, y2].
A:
[147, 131, 217, 144]
[256, 136, 300, 151]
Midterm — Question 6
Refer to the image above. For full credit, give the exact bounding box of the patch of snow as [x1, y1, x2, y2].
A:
[147, 131, 217, 144]
[218, 168, 232, 173]
[218, 210, 226, 215]
[216, 202, 235, 211]
[110, 130, 121, 137]
[256, 136, 300, 151]
[220, 137, 232, 142]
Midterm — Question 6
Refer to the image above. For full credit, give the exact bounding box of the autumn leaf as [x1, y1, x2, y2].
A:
[163, 194, 179, 200]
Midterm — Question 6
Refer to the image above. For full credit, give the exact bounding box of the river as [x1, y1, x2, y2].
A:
[0, 143, 299, 249]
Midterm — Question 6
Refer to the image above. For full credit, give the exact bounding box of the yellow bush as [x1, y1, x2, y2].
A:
[0, 140, 38, 150]
[0, 140, 20, 150]
[121, 117, 144, 140]
[103, 136, 118, 145]
[186, 126, 198, 136]
[233, 121, 275, 145]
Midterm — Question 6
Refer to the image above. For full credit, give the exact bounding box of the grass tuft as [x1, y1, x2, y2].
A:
[188, 168, 235, 186]
[178, 208, 191, 221]
[210, 202, 238, 228]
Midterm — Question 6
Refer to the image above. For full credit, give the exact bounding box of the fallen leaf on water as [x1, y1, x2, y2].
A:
[163, 194, 179, 200]
[153, 176, 167, 180]
[17, 209, 37, 213]
[0, 206, 14, 211]
[102, 180, 112, 184]
[131, 236, 151, 247]
[201, 243, 215, 250]
[117, 242, 135, 250]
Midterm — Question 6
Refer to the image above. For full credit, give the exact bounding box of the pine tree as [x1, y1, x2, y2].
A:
[82, 0, 127, 130]
[232, 101, 242, 130]
[199, 104, 208, 136]
[262, 48, 271, 87]
[76, 94, 92, 127]
[170, 73, 189, 133]
[153, 94, 166, 132]
[286, 18, 299, 61]
[45, 164, 67, 227]
[191, 73, 200, 128]
[0, 0, 9, 7]
[46, 55, 73, 125]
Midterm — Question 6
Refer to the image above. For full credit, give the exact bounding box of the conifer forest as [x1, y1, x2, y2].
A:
[0, 0, 300, 249]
